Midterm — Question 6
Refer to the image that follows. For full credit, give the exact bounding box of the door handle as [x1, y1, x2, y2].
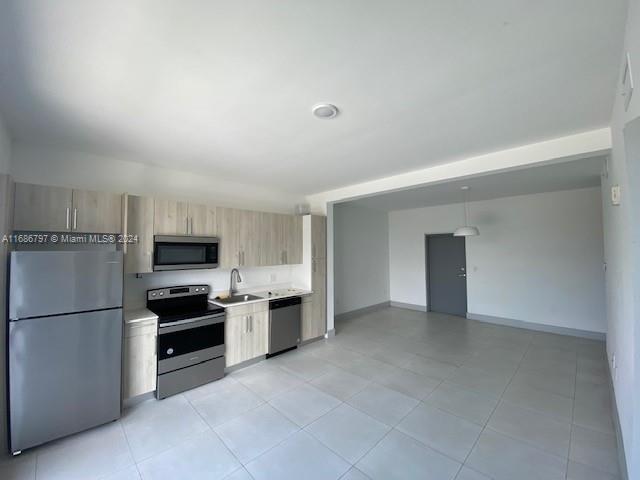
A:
[73, 208, 77, 230]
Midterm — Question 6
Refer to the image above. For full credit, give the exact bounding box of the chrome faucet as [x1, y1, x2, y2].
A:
[229, 268, 242, 297]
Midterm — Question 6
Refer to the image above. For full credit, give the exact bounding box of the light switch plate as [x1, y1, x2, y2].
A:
[611, 185, 621, 206]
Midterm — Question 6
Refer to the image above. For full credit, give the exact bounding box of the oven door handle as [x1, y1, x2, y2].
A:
[159, 313, 225, 332]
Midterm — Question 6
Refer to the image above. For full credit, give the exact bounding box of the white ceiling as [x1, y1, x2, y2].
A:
[349, 156, 604, 211]
[0, 1, 627, 194]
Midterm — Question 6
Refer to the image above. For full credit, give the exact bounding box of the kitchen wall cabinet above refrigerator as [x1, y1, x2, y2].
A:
[13, 182, 122, 233]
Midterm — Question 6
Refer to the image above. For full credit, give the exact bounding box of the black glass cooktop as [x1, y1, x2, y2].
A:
[148, 294, 225, 325]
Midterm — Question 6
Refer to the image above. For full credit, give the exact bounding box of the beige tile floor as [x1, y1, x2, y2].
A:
[0, 307, 621, 480]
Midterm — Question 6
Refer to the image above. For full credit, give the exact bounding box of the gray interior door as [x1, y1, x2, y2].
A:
[427, 235, 467, 316]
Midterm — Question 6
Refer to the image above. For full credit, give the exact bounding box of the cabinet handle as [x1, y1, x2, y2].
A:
[249, 315, 253, 332]
[190, 218, 194, 235]
[313, 260, 316, 273]
[241, 251, 245, 265]
[73, 208, 77, 230]
[65, 207, 70, 230]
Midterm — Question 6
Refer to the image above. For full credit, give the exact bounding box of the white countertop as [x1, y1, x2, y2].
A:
[209, 287, 313, 308]
[124, 307, 158, 325]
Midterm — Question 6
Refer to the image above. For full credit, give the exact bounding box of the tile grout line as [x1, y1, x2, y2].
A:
[456, 331, 535, 477]
[116, 419, 144, 480]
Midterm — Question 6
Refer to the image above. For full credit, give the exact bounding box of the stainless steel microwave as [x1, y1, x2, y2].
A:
[153, 236, 219, 271]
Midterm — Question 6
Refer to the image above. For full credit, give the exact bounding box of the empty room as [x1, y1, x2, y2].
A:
[0, 1, 639, 480]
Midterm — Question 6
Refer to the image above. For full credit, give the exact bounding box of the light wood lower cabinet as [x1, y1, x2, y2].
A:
[225, 303, 268, 367]
[302, 292, 326, 341]
[123, 320, 157, 400]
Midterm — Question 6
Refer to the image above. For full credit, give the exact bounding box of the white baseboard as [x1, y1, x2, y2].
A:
[467, 312, 606, 341]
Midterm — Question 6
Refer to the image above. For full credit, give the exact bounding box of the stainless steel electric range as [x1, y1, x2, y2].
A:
[147, 285, 225, 399]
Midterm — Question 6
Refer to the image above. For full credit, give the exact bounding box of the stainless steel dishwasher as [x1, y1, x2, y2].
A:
[268, 296, 302, 357]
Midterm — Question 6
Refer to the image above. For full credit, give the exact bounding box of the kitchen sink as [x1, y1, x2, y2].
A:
[215, 294, 263, 305]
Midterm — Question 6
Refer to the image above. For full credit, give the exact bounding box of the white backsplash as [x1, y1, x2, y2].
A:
[124, 264, 309, 308]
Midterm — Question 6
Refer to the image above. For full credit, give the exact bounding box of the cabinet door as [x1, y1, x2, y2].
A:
[123, 323, 157, 399]
[302, 294, 325, 341]
[311, 215, 327, 259]
[247, 310, 268, 358]
[238, 209, 260, 267]
[258, 212, 277, 266]
[188, 203, 216, 236]
[225, 314, 248, 367]
[287, 215, 303, 264]
[72, 189, 122, 233]
[124, 195, 154, 274]
[311, 259, 327, 339]
[14, 183, 73, 231]
[154, 199, 189, 235]
[216, 207, 240, 268]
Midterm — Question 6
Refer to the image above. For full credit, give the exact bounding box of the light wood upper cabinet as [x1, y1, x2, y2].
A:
[72, 189, 122, 233]
[311, 215, 327, 259]
[154, 198, 189, 235]
[258, 212, 278, 266]
[216, 207, 261, 268]
[124, 194, 154, 274]
[14, 183, 73, 231]
[238, 209, 260, 267]
[288, 215, 303, 264]
[216, 207, 241, 268]
[189, 203, 216, 236]
[14, 183, 122, 233]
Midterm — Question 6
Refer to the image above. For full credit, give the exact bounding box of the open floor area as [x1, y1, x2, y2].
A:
[1, 307, 619, 480]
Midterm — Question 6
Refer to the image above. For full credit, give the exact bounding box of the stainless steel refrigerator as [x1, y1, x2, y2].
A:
[8, 250, 124, 454]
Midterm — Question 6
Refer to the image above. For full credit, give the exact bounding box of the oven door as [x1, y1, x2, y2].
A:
[153, 236, 219, 271]
[157, 315, 225, 374]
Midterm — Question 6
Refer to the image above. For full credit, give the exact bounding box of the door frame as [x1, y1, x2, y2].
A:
[424, 233, 468, 313]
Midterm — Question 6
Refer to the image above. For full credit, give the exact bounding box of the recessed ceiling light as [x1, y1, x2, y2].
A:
[312, 103, 339, 119]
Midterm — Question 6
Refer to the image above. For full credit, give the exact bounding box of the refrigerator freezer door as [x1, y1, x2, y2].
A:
[9, 250, 123, 319]
[9, 308, 122, 453]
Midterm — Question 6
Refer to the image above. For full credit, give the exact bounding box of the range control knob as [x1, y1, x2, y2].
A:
[195, 288, 199, 292]
[167, 348, 174, 355]
[159, 292, 164, 296]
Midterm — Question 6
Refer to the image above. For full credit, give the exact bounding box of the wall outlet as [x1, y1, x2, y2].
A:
[611, 185, 621, 206]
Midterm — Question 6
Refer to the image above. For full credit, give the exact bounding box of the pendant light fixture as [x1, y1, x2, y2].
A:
[454, 186, 480, 237]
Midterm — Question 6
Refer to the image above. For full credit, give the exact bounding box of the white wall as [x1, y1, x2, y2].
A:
[603, 0, 640, 475]
[333, 203, 389, 315]
[0, 113, 11, 174]
[11, 143, 304, 212]
[0, 112, 11, 456]
[389, 187, 606, 333]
